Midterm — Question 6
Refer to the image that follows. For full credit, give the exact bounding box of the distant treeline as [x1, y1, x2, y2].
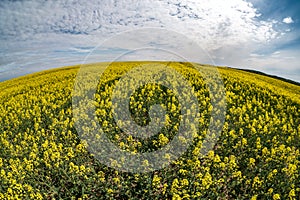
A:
[236, 68, 300, 86]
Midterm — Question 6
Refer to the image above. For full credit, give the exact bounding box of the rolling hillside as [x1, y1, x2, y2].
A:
[0, 62, 299, 199]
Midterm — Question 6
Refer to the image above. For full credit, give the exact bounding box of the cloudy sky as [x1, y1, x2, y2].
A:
[0, 0, 299, 82]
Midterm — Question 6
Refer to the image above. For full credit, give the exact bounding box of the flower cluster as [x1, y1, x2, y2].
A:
[0, 62, 299, 199]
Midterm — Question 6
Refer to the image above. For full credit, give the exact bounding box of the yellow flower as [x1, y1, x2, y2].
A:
[214, 154, 221, 163]
[158, 133, 169, 146]
[273, 194, 280, 200]
[113, 177, 120, 184]
[249, 158, 255, 166]
[171, 178, 179, 194]
[268, 188, 274, 194]
[262, 147, 269, 156]
[202, 173, 212, 189]
[219, 162, 226, 170]
[7, 188, 13, 195]
[152, 175, 161, 187]
[181, 179, 189, 186]
[69, 162, 79, 173]
[192, 147, 200, 156]
[79, 165, 86, 172]
[162, 183, 168, 195]
[107, 188, 114, 194]
[164, 153, 171, 161]
[172, 193, 182, 200]
[268, 169, 278, 180]
[0, 169, 5, 177]
[207, 150, 214, 159]
[179, 169, 187, 175]
[252, 176, 263, 189]
[232, 171, 242, 178]
[142, 159, 149, 167]
[289, 189, 296, 198]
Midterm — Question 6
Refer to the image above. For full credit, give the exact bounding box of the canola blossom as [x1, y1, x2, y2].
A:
[0, 62, 299, 199]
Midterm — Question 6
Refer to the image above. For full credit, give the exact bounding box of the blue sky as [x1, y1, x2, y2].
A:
[0, 0, 299, 82]
[249, 0, 300, 50]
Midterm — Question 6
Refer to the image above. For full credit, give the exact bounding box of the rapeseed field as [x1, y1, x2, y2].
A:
[0, 62, 299, 199]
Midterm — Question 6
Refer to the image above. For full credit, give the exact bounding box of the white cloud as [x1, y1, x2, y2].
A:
[283, 17, 294, 24]
[0, 0, 279, 48]
[0, 0, 298, 82]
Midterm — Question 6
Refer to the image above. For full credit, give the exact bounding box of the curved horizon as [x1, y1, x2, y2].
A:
[1, 0, 300, 83]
